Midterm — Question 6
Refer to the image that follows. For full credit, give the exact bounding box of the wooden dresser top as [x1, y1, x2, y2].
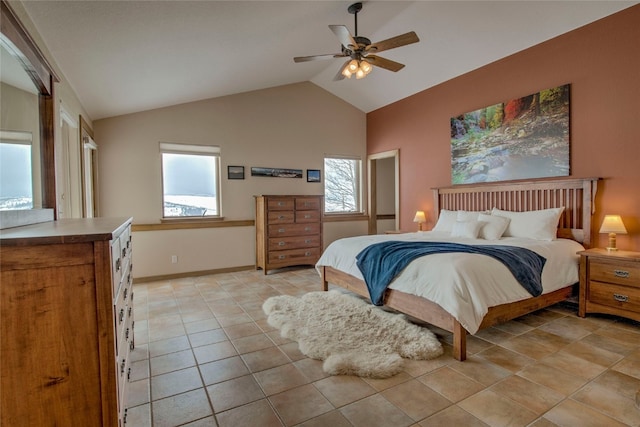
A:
[0, 217, 132, 246]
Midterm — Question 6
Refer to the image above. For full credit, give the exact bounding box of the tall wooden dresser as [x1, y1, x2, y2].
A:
[1, 217, 134, 426]
[255, 195, 323, 274]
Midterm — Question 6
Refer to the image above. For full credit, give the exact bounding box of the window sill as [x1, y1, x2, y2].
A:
[322, 213, 369, 222]
[133, 218, 254, 232]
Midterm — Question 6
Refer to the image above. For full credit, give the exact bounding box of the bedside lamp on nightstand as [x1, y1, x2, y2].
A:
[599, 214, 627, 251]
[413, 211, 426, 231]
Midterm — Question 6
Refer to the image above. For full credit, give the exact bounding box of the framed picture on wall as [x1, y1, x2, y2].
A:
[307, 169, 321, 183]
[228, 166, 244, 180]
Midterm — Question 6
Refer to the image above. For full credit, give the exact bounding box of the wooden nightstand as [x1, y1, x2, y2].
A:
[577, 248, 640, 322]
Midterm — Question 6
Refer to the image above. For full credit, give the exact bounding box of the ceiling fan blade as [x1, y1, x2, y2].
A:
[364, 55, 405, 72]
[329, 25, 358, 50]
[333, 59, 351, 81]
[366, 31, 419, 54]
[294, 53, 345, 63]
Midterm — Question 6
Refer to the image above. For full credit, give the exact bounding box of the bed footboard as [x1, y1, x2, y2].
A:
[320, 265, 469, 361]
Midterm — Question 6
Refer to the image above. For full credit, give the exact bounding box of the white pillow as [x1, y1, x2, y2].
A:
[451, 220, 483, 239]
[491, 207, 565, 241]
[457, 210, 489, 222]
[477, 213, 510, 240]
[433, 209, 458, 232]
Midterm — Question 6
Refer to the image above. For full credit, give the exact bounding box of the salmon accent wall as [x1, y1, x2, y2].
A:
[367, 5, 640, 251]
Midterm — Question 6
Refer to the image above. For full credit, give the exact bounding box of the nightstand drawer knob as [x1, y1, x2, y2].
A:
[613, 293, 629, 302]
[614, 270, 630, 278]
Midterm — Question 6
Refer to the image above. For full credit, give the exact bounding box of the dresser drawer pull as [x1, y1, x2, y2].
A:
[305, 239, 312, 244]
[119, 308, 125, 324]
[305, 252, 311, 256]
[115, 258, 121, 272]
[278, 255, 286, 260]
[130, 340, 135, 351]
[278, 228, 285, 233]
[125, 327, 130, 340]
[304, 214, 311, 219]
[128, 306, 132, 317]
[278, 215, 285, 219]
[277, 202, 285, 206]
[614, 270, 630, 278]
[278, 241, 285, 246]
[613, 293, 629, 302]
[304, 227, 311, 231]
[123, 287, 128, 301]
[120, 359, 126, 375]
[127, 367, 131, 381]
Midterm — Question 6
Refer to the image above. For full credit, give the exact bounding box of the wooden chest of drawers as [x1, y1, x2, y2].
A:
[578, 248, 640, 322]
[0, 218, 134, 426]
[255, 195, 323, 274]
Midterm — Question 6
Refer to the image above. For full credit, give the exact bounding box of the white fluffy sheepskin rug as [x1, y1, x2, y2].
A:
[262, 290, 443, 378]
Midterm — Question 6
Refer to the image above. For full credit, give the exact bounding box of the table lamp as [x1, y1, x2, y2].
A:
[599, 214, 627, 251]
[413, 211, 426, 231]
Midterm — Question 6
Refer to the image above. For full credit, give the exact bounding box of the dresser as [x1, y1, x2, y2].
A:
[255, 195, 323, 274]
[578, 248, 640, 322]
[0, 217, 134, 426]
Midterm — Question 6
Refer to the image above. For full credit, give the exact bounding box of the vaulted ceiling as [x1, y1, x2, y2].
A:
[21, 1, 637, 120]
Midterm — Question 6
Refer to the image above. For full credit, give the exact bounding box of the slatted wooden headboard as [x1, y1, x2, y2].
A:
[433, 177, 600, 247]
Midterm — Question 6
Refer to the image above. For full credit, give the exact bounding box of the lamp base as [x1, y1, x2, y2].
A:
[606, 232, 618, 251]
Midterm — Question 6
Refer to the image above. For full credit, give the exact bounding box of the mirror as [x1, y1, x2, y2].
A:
[0, 0, 58, 227]
[1, 43, 41, 210]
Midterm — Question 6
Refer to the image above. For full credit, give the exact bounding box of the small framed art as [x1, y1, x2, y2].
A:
[228, 166, 245, 180]
[307, 169, 321, 183]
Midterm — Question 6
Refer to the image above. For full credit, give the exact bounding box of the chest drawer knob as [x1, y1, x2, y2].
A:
[278, 228, 285, 233]
[613, 293, 629, 302]
[614, 270, 630, 278]
[119, 309, 125, 324]
[278, 241, 285, 246]
[278, 255, 286, 260]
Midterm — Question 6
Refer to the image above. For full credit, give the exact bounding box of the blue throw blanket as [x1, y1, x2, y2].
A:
[355, 241, 546, 306]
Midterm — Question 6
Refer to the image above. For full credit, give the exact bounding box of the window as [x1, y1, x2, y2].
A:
[160, 142, 220, 218]
[324, 156, 362, 214]
[0, 131, 33, 210]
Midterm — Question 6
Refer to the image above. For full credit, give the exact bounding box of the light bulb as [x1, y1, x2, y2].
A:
[355, 67, 365, 79]
[347, 59, 359, 72]
[341, 67, 352, 78]
[360, 61, 372, 74]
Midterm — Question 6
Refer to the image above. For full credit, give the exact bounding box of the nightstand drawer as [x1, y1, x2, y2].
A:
[590, 258, 640, 288]
[589, 281, 640, 313]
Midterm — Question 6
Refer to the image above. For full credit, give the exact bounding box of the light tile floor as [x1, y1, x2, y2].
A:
[127, 267, 640, 427]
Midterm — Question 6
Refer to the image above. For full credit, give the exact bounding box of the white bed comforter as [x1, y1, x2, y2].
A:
[316, 231, 584, 334]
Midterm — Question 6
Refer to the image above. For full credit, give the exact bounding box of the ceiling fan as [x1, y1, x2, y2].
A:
[293, 2, 419, 80]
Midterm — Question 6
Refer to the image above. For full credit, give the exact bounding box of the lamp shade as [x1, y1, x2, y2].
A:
[413, 211, 426, 223]
[599, 215, 627, 234]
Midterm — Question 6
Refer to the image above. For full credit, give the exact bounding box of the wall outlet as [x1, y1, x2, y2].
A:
[171, 255, 178, 264]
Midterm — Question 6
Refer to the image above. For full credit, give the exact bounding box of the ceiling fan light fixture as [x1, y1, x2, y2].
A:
[341, 66, 353, 78]
[347, 59, 359, 72]
[360, 60, 372, 75]
[355, 67, 366, 79]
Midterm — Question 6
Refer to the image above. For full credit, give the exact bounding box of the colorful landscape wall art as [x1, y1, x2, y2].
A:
[450, 84, 570, 184]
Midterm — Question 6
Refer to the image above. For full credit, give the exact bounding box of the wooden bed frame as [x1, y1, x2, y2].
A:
[320, 177, 600, 361]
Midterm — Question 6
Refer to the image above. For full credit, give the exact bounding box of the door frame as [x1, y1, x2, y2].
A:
[367, 149, 399, 234]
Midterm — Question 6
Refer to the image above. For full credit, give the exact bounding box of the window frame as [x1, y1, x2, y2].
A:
[323, 154, 363, 215]
[159, 142, 221, 220]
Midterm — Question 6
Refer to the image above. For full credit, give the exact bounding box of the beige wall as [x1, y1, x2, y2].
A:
[94, 82, 366, 278]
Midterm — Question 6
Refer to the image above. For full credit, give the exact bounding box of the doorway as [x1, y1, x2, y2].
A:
[368, 149, 399, 234]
